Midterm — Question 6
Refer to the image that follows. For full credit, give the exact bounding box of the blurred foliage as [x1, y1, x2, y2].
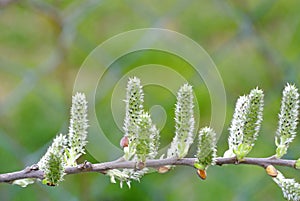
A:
[1, 0, 300, 200]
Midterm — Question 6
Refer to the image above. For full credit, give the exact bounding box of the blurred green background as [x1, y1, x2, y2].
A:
[1, 0, 300, 200]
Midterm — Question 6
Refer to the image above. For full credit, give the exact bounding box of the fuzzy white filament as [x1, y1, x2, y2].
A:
[243, 88, 264, 146]
[226, 88, 264, 159]
[108, 77, 159, 186]
[273, 171, 300, 201]
[136, 112, 159, 161]
[228, 95, 249, 152]
[66, 92, 89, 166]
[195, 127, 217, 169]
[275, 84, 299, 158]
[123, 77, 144, 160]
[167, 84, 195, 159]
[37, 134, 67, 185]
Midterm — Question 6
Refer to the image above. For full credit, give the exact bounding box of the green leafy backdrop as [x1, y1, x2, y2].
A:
[1, 1, 300, 200]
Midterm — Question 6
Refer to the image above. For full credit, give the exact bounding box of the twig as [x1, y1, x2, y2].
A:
[0, 156, 296, 184]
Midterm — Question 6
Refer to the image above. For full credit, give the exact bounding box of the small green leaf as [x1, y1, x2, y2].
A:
[276, 145, 288, 159]
[194, 163, 205, 170]
[234, 143, 252, 161]
[42, 179, 48, 185]
[295, 159, 300, 170]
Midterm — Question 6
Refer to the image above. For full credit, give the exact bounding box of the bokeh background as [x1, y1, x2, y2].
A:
[1, 0, 300, 201]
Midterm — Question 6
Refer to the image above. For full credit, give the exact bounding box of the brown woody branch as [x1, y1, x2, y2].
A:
[0, 156, 296, 184]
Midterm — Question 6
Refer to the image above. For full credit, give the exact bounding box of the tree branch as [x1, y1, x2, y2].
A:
[0, 156, 296, 184]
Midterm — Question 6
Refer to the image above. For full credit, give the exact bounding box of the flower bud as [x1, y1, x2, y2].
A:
[266, 165, 278, 177]
[120, 136, 129, 148]
[157, 166, 170, 174]
[196, 169, 207, 180]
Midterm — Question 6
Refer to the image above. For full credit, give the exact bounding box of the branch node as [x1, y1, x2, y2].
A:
[77, 161, 92, 170]
[24, 165, 39, 173]
[268, 155, 277, 160]
[136, 162, 145, 170]
[30, 164, 39, 171]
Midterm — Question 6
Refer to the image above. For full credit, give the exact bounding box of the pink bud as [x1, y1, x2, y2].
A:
[120, 136, 129, 148]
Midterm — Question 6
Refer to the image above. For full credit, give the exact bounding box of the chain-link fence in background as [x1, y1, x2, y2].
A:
[1, 1, 300, 200]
